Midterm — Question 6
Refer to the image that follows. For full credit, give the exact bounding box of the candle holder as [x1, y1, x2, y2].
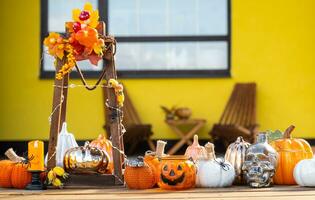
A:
[26, 170, 46, 190]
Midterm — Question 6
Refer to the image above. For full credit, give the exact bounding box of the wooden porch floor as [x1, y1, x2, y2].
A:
[1, 186, 315, 200]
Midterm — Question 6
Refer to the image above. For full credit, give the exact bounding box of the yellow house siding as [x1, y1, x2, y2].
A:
[0, 0, 314, 141]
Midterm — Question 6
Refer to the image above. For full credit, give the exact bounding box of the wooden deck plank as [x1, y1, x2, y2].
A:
[0, 186, 315, 200]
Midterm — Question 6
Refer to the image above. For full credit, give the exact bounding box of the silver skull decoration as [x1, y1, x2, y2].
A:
[242, 133, 278, 188]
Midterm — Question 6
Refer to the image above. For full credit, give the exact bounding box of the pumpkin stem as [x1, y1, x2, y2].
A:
[237, 136, 244, 143]
[156, 140, 167, 158]
[283, 125, 295, 139]
[5, 148, 25, 163]
[193, 135, 199, 146]
[205, 142, 216, 160]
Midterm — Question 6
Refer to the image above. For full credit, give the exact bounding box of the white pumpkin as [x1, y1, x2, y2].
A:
[294, 157, 315, 187]
[196, 143, 235, 187]
[45, 122, 78, 167]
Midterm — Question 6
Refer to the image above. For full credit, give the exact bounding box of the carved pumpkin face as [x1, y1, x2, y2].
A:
[157, 156, 196, 190]
[161, 161, 186, 186]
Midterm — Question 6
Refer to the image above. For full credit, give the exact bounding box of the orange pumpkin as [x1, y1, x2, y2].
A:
[0, 160, 14, 188]
[90, 134, 114, 174]
[271, 125, 314, 185]
[124, 157, 155, 189]
[157, 156, 196, 190]
[143, 154, 160, 185]
[11, 163, 32, 189]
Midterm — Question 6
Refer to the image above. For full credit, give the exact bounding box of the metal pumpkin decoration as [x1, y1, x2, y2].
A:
[124, 157, 156, 189]
[242, 133, 278, 188]
[64, 142, 109, 174]
[157, 155, 196, 190]
[225, 136, 251, 184]
[270, 125, 313, 185]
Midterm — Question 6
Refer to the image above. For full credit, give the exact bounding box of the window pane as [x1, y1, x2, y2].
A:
[48, 0, 98, 32]
[109, 0, 228, 36]
[115, 42, 227, 70]
[43, 46, 103, 71]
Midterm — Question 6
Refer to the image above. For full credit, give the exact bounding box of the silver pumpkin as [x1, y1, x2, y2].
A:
[64, 142, 109, 174]
[225, 136, 250, 184]
[242, 133, 278, 188]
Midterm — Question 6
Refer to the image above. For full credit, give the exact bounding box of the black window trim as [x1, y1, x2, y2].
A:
[40, 0, 231, 79]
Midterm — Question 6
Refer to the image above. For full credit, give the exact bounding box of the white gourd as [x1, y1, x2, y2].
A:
[196, 143, 235, 187]
[293, 158, 315, 187]
[45, 122, 78, 167]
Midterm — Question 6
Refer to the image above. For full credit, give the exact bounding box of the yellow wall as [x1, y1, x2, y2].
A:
[0, 0, 314, 141]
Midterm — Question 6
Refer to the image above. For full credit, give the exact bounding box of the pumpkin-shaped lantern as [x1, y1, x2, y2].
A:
[270, 125, 313, 185]
[0, 160, 14, 188]
[89, 134, 113, 174]
[294, 157, 315, 187]
[11, 163, 32, 189]
[225, 136, 250, 184]
[157, 155, 196, 190]
[124, 157, 156, 189]
[196, 143, 235, 187]
[64, 142, 109, 174]
[185, 135, 207, 162]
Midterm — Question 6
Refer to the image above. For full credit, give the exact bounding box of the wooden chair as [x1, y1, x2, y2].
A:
[103, 85, 155, 155]
[209, 83, 258, 148]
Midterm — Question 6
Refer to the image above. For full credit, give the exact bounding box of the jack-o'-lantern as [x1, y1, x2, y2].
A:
[157, 155, 196, 190]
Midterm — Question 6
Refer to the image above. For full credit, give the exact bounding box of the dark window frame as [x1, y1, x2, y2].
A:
[40, 0, 231, 79]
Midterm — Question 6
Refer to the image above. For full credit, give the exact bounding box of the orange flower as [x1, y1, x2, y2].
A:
[93, 38, 105, 55]
[72, 2, 99, 28]
[44, 32, 65, 59]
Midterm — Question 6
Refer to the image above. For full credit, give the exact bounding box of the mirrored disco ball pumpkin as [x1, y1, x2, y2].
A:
[64, 142, 109, 174]
[157, 155, 196, 190]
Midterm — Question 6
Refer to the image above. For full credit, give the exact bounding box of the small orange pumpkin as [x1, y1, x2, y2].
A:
[143, 154, 160, 185]
[0, 160, 14, 188]
[158, 155, 196, 190]
[185, 135, 207, 162]
[271, 125, 314, 185]
[90, 134, 114, 174]
[124, 157, 155, 189]
[11, 163, 32, 189]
